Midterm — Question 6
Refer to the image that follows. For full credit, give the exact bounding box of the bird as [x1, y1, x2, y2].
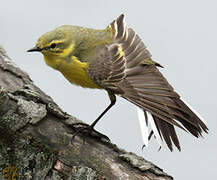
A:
[27, 14, 208, 151]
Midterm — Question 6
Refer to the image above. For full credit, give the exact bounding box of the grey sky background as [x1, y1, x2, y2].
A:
[1, 0, 216, 179]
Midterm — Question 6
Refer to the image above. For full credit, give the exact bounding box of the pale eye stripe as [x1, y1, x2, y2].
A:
[48, 40, 65, 46]
[62, 43, 75, 57]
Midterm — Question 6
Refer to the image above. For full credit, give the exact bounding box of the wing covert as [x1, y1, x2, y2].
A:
[88, 14, 158, 93]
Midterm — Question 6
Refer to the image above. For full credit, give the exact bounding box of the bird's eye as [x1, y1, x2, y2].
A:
[50, 43, 57, 49]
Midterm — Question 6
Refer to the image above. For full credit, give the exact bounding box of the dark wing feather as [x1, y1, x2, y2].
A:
[88, 14, 208, 151]
[120, 65, 208, 151]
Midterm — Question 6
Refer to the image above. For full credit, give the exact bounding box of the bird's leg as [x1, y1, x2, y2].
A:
[90, 93, 116, 129]
[71, 92, 116, 142]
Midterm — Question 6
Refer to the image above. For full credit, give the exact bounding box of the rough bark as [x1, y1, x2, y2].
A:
[0, 46, 173, 180]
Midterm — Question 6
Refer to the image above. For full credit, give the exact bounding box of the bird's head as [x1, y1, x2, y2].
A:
[27, 25, 76, 59]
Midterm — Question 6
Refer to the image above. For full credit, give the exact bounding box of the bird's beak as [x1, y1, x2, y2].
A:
[27, 46, 42, 52]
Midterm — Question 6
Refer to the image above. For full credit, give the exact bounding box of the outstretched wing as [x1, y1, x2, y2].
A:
[88, 14, 208, 151]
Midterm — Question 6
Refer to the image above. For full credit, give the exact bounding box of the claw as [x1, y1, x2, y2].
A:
[70, 123, 110, 143]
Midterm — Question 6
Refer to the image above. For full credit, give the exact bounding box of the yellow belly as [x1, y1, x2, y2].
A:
[44, 55, 101, 89]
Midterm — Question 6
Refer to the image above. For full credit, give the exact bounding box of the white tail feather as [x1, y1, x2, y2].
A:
[137, 107, 149, 147]
[137, 108, 162, 147]
[147, 111, 162, 146]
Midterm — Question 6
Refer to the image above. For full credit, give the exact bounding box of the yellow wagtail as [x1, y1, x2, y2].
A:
[27, 14, 208, 151]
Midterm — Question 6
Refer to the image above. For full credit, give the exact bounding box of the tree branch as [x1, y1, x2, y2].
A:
[0, 46, 173, 180]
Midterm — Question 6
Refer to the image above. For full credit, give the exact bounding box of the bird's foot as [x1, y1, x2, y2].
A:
[70, 122, 110, 143]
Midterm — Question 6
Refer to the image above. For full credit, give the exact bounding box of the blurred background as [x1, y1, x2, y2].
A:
[1, 0, 216, 179]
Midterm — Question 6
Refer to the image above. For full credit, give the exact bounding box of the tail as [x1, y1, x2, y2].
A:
[136, 97, 208, 151]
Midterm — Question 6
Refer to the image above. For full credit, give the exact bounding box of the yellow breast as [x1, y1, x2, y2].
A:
[44, 55, 100, 89]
